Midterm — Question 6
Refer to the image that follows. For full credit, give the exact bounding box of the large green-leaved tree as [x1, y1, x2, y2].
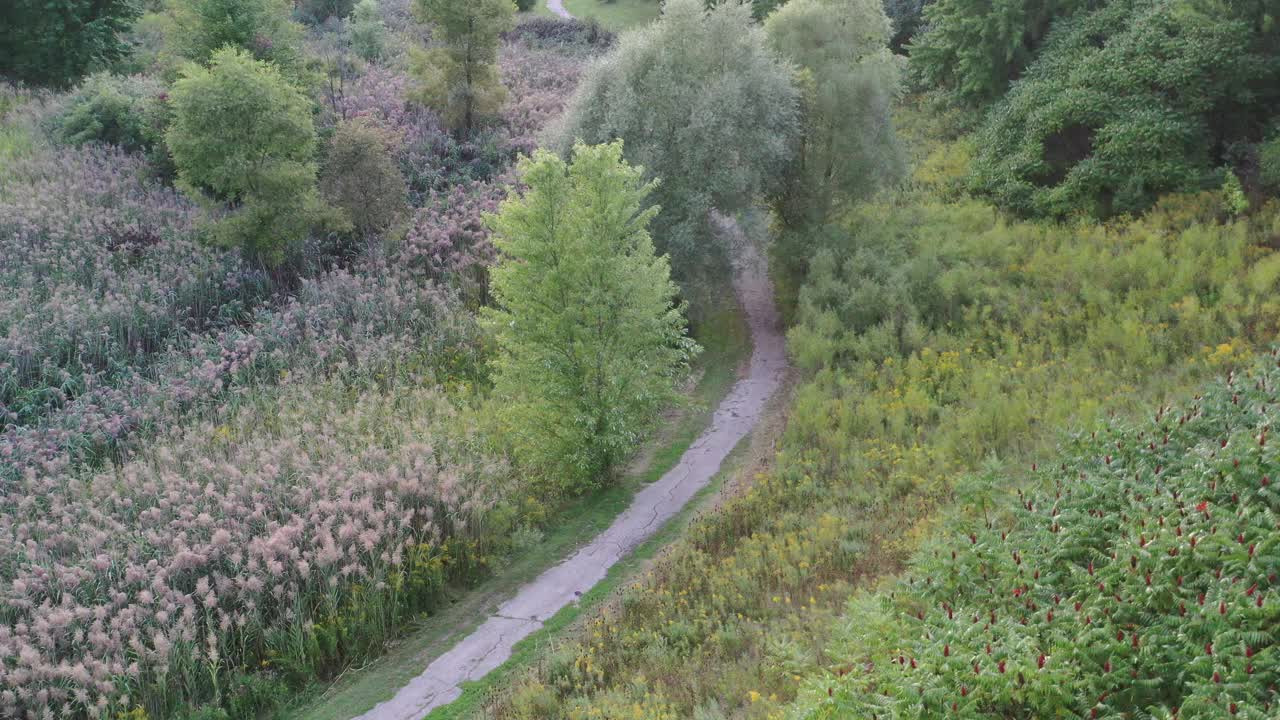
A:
[167, 0, 303, 69]
[0, 0, 140, 87]
[485, 141, 698, 493]
[552, 0, 799, 284]
[166, 47, 324, 265]
[411, 0, 514, 137]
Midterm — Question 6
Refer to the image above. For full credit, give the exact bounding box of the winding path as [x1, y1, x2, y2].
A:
[354, 239, 788, 720]
[547, 0, 573, 19]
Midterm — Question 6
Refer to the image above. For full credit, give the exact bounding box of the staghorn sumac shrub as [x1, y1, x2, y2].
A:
[794, 357, 1280, 718]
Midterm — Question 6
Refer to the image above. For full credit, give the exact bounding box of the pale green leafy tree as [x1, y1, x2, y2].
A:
[552, 0, 799, 283]
[484, 142, 699, 493]
[349, 0, 387, 62]
[766, 0, 903, 291]
[167, 0, 304, 71]
[412, 0, 514, 136]
[166, 47, 325, 265]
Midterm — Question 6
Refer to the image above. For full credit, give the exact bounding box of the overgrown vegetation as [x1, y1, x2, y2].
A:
[489, 126, 1280, 716]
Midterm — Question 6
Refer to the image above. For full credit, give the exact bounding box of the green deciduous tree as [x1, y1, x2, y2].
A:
[909, 0, 1091, 106]
[484, 141, 698, 493]
[411, 0, 514, 137]
[968, 0, 1280, 219]
[320, 118, 408, 238]
[167, 0, 303, 69]
[166, 47, 322, 265]
[553, 0, 798, 284]
[349, 0, 387, 62]
[0, 0, 140, 87]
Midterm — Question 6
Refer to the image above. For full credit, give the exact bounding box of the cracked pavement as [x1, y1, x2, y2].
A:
[353, 236, 786, 720]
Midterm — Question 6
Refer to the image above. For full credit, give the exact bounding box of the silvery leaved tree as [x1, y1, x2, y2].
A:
[552, 0, 799, 288]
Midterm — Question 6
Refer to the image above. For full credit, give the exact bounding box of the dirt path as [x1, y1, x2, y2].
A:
[355, 239, 787, 720]
[547, 0, 573, 19]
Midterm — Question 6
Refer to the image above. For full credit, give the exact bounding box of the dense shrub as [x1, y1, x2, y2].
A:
[968, 0, 1280, 219]
[167, 47, 323, 265]
[320, 118, 409, 239]
[348, 0, 387, 61]
[296, 0, 356, 23]
[793, 358, 1280, 718]
[490, 176, 1280, 717]
[53, 73, 167, 153]
[502, 15, 615, 49]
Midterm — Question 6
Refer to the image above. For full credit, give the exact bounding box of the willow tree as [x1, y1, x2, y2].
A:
[552, 0, 799, 285]
[412, 0, 514, 137]
[765, 0, 903, 305]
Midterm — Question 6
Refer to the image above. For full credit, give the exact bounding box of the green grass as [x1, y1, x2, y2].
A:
[560, 0, 660, 31]
[280, 299, 749, 720]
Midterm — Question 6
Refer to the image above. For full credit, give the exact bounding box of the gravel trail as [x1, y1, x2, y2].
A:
[355, 237, 787, 720]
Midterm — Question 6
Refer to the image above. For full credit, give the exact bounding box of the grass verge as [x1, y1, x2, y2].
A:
[280, 297, 748, 720]
[560, 0, 660, 31]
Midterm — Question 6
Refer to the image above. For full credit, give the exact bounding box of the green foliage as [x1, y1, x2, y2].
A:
[553, 0, 799, 283]
[883, 0, 931, 50]
[484, 142, 698, 493]
[411, 0, 514, 136]
[166, 47, 322, 265]
[968, 0, 1280, 219]
[490, 152, 1280, 716]
[54, 73, 167, 152]
[1261, 136, 1280, 196]
[348, 0, 387, 62]
[909, 0, 1090, 106]
[514, 0, 537, 10]
[296, 0, 355, 24]
[0, 0, 140, 87]
[167, 0, 304, 69]
[320, 117, 408, 238]
[765, 0, 903, 291]
[792, 358, 1280, 718]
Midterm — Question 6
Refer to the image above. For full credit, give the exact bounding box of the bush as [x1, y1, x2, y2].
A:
[54, 73, 167, 152]
[1261, 136, 1280, 196]
[320, 117, 409, 239]
[968, 0, 1280, 218]
[349, 0, 387, 61]
[166, 47, 323, 265]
